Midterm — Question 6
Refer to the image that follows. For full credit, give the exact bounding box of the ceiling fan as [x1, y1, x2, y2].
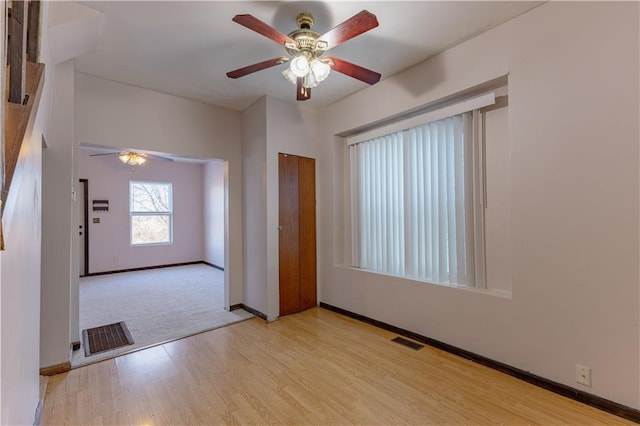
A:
[226, 10, 382, 101]
[89, 151, 173, 166]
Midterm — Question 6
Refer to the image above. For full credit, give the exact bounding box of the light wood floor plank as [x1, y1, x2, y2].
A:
[42, 308, 633, 425]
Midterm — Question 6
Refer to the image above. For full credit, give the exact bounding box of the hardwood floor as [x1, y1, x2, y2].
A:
[42, 308, 631, 425]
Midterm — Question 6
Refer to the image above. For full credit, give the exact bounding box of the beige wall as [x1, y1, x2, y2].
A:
[241, 96, 319, 319]
[41, 73, 244, 366]
[204, 160, 225, 268]
[41, 59, 76, 368]
[241, 97, 268, 314]
[264, 97, 318, 320]
[318, 2, 639, 408]
[1, 2, 53, 423]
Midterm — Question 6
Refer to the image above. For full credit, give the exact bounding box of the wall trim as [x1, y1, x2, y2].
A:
[319, 302, 640, 423]
[230, 303, 267, 321]
[202, 261, 224, 271]
[39, 362, 71, 376]
[84, 261, 208, 276]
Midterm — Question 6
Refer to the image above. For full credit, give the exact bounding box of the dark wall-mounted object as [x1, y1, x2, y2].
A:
[92, 200, 109, 212]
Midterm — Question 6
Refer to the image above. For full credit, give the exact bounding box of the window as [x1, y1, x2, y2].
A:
[130, 181, 173, 245]
[348, 94, 494, 287]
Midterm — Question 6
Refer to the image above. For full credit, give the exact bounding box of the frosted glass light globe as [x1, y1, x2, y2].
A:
[290, 55, 310, 77]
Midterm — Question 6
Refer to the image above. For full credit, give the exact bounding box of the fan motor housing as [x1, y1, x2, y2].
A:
[286, 12, 323, 57]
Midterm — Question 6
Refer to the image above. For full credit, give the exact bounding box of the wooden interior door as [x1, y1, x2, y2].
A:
[279, 153, 317, 316]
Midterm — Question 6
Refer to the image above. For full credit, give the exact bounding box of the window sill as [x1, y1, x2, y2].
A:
[334, 264, 512, 299]
[131, 242, 173, 247]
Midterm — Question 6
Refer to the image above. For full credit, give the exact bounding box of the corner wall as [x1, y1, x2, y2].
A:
[204, 161, 225, 269]
[241, 96, 319, 320]
[40, 59, 75, 369]
[241, 97, 268, 314]
[318, 2, 640, 408]
[264, 96, 318, 320]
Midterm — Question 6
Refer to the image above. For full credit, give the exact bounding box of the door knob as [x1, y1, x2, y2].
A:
[277, 225, 283, 231]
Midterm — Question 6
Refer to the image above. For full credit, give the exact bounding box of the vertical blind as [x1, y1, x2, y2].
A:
[350, 112, 477, 286]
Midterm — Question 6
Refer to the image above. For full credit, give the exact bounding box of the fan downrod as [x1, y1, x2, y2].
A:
[296, 12, 314, 29]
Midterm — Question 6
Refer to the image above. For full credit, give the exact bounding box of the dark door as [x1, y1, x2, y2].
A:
[278, 153, 317, 316]
[79, 179, 89, 276]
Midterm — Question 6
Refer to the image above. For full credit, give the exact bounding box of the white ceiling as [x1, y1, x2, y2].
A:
[75, 1, 541, 112]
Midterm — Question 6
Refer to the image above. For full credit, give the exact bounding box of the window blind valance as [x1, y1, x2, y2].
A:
[346, 92, 495, 146]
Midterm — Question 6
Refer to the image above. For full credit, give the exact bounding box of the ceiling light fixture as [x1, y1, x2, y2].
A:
[227, 11, 381, 101]
[119, 152, 147, 166]
[282, 56, 331, 89]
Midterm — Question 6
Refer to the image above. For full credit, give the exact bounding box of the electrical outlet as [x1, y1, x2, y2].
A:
[576, 364, 591, 386]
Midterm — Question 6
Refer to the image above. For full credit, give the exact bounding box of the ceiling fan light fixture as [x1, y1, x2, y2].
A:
[310, 59, 331, 82]
[303, 72, 319, 89]
[228, 10, 380, 101]
[282, 67, 297, 85]
[119, 152, 147, 166]
[290, 54, 310, 77]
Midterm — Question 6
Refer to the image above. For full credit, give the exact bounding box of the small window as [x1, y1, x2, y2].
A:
[130, 181, 173, 245]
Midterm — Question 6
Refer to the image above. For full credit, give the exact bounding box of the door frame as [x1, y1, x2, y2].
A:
[79, 178, 89, 276]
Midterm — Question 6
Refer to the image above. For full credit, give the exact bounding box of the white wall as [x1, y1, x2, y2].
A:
[241, 96, 319, 319]
[204, 160, 225, 268]
[1, 105, 45, 426]
[40, 59, 75, 369]
[264, 96, 318, 320]
[241, 97, 268, 314]
[38, 0, 103, 375]
[484, 106, 512, 292]
[78, 150, 205, 273]
[1, 1, 54, 422]
[318, 1, 639, 408]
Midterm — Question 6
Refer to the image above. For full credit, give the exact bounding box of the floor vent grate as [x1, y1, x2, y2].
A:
[82, 321, 134, 356]
[391, 336, 424, 351]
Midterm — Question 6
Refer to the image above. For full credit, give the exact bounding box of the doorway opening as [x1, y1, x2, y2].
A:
[72, 146, 251, 367]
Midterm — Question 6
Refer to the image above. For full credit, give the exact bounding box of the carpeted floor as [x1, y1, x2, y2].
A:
[72, 264, 253, 367]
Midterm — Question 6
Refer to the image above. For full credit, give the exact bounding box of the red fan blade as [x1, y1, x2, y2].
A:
[326, 56, 381, 85]
[316, 10, 378, 51]
[232, 14, 296, 46]
[296, 77, 311, 101]
[227, 57, 289, 79]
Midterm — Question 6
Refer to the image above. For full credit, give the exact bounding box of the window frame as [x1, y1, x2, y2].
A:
[346, 93, 496, 288]
[129, 181, 174, 246]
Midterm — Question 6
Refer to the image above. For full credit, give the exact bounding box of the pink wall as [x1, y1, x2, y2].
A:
[78, 149, 205, 273]
[203, 161, 225, 268]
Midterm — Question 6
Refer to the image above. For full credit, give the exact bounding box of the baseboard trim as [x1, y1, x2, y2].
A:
[230, 303, 267, 321]
[202, 261, 224, 271]
[229, 303, 243, 311]
[85, 261, 206, 276]
[39, 362, 71, 376]
[319, 302, 640, 423]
